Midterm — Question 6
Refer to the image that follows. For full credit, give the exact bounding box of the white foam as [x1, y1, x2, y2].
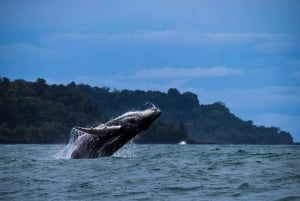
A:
[52, 128, 82, 159]
[113, 140, 136, 158]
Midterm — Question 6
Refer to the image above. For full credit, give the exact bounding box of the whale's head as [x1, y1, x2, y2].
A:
[72, 105, 161, 158]
[104, 106, 161, 133]
[139, 106, 161, 129]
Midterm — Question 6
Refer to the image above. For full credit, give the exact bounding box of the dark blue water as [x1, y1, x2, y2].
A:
[0, 144, 299, 201]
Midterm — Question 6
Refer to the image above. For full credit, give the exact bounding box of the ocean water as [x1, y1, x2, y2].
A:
[0, 144, 299, 201]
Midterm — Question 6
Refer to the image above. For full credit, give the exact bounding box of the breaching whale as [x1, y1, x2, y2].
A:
[70, 105, 161, 159]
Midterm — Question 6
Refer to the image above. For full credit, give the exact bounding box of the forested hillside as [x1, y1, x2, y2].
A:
[0, 78, 293, 144]
[0, 78, 100, 143]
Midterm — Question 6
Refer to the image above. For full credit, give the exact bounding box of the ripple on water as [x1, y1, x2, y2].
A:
[1, 144, 300, 201]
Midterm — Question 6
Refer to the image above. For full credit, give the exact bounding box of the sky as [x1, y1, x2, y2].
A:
[1, 0, 300, 141]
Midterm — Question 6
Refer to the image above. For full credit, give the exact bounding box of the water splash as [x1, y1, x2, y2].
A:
[113, 140, 136, 158]
[52, 128, 82, 159]
[53, 128, 137, 159]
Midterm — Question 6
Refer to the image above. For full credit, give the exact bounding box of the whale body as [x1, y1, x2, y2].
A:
[70, 106, 161, 159]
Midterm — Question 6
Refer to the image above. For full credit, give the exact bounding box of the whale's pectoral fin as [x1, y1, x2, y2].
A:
[75, 125, 122, 136]
[74, 126, 94, 133]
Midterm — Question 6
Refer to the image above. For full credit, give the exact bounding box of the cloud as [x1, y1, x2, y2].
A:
[44, 31, 290, 44]
[42, 31, 299, 57]
[43, 31, 178, 45]
[0, 43, 57, 76]
[135, 66, 240, 79]
[292, 70, 300, 78]
[255, 41, 298, 54]
[0, 43, 55, 57]
[55, 66, 240, 92]
[204, 33, 300, 54]
[202, 33, 282, 43]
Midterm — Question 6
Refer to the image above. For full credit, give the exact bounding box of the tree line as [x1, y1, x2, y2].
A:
[0, 77, 293, 144]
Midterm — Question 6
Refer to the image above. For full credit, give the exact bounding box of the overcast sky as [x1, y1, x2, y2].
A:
[1, 0, 300, 141]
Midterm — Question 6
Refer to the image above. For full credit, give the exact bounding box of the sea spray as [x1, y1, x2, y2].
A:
[53, 128, 83, 159]
[113, 140, 136, 158]
[53, 128, 137, 159]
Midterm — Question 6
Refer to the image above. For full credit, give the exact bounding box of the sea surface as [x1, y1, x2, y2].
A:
[0, 144, 299, 201]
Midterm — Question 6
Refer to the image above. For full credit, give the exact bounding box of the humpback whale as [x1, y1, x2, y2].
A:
[70, 105, 161, 159]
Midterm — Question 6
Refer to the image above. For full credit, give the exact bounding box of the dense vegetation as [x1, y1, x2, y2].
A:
[0, 78, 99, 143]
[0, 77, 293, 144]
